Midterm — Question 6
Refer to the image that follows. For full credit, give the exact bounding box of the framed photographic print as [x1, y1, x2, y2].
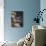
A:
[11, 11, 23, 27]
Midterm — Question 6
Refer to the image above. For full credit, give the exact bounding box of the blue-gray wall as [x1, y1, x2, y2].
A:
[40, 0, 46, 27]
[4, 0, 40, 42]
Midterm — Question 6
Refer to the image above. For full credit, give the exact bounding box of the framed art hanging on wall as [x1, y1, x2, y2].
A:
[11, 11, 23, 27]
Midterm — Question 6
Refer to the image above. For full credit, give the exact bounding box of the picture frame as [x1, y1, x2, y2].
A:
[11, 11, 23, 27]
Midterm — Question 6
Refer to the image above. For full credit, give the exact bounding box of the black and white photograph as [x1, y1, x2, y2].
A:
[11, 11, 23, 27]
